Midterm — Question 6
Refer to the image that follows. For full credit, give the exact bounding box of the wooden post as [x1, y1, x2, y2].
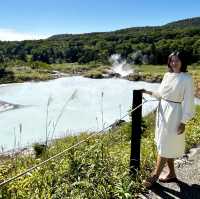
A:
[130, 89, 142, 175]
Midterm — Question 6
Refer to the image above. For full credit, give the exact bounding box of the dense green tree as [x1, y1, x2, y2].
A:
[0, 17, 200, 66]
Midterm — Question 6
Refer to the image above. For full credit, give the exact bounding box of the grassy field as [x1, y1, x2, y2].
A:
[0, 105, 200, 198]
[51, 62, 106, 73]
[1, 62, 111, 83]
[133, 64, 168, 74]
[129, 63, 199, 75]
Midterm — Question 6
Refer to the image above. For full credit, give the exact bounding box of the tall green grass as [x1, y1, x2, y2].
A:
[0, 106, 200, 198]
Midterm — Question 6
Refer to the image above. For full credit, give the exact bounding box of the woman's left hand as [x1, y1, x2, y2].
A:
[177, 123, 185, 135]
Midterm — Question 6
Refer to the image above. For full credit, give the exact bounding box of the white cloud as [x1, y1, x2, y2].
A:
[0, 28, 49, 41]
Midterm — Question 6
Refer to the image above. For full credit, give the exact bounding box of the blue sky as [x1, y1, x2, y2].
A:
[0, 0, 199, 40]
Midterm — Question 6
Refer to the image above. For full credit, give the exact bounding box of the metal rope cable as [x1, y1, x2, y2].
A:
[0, 97, 158, 187]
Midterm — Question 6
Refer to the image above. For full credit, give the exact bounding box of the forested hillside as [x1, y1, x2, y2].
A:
[0, 17, 200, 66]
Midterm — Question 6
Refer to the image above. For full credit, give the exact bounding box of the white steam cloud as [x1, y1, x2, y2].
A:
[109, 54, 134, 77]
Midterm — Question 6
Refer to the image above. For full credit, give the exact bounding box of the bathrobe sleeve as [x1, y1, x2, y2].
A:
[152, 72, 168, 99]
[181, 75, 195, 124]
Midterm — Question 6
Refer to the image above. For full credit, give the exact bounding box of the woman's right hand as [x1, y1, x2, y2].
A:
[141, 89, 152, 95]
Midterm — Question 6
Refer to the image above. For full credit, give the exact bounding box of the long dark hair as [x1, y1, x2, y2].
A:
[167, 51, 188, 72]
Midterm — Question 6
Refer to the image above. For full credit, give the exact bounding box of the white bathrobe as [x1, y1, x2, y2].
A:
[152, 72, 195, 158]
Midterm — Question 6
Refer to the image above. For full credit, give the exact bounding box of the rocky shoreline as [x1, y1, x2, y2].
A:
[1, 68, 200, 98]
[83, 70, 200, 98]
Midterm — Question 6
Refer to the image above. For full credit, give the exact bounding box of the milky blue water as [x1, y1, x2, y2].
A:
[0, 76, 173, 150]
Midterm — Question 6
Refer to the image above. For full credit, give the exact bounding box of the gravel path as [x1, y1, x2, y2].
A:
[141, 146, 200, 199]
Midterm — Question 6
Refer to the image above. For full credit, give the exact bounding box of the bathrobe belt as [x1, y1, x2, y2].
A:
[157, 98, 182, 128]
[161, 98, 182, 104]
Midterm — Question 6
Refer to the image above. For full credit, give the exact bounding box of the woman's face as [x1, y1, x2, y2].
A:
[169, 55, 182, 73]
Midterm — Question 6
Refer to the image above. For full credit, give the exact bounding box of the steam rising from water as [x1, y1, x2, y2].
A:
[109, 54, 134, 77]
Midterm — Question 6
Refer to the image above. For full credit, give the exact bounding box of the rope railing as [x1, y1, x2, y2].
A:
[0, 97, 158, 187]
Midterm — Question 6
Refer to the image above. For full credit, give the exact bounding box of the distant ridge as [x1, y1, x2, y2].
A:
[49, 17, 200, 39]
[164, 17, 200, 28]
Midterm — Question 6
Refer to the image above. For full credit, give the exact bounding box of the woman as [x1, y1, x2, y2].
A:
[142, 51, 195, 188]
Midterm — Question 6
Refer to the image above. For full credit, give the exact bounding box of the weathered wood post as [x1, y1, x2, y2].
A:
[130, 89, 142, 175]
